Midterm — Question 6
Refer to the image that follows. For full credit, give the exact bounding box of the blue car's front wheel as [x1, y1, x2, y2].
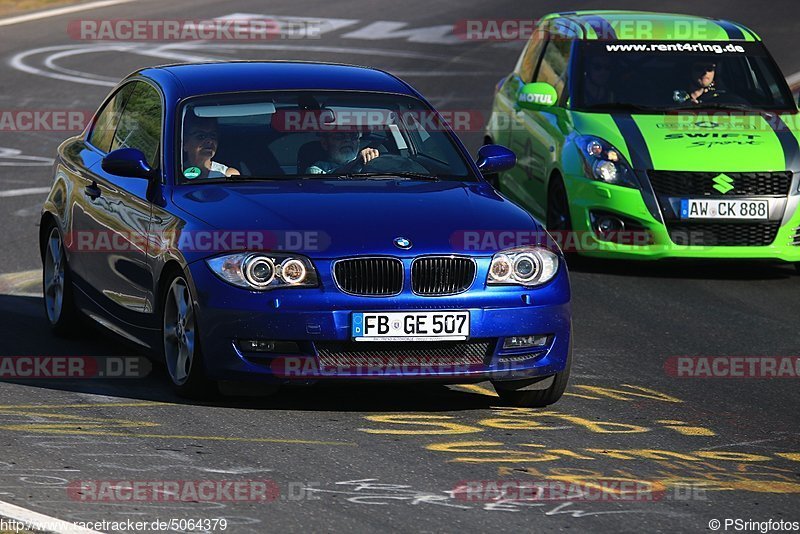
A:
[161, 271, 213, 398]
[492, 342, 572, 407]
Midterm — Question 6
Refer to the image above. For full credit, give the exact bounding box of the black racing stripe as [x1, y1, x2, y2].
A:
[764, 113, 800, 171]
[714, 19, 745, 40]
[582, 15, 617, 41]
[612, 115, 653, 170]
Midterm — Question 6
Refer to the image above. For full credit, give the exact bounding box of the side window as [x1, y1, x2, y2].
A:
[88, 84, 134, 153]
[516, 31, 547, 83]
[535, 38, 573, 101]
[110, 82, 163, 166]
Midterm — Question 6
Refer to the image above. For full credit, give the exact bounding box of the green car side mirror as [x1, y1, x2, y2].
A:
[517, 82, 558, 110]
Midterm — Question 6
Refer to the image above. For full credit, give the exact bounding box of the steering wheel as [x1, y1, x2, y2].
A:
[335, 155, 366, 174]
[336, 154, 430, 175]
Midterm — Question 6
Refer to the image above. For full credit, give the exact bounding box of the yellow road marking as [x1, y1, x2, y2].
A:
[0, 269, 41, 295]
[360, 414, 479, 435]
[563, 392, 602, 400]
[453, 384, 497, 397]
[0, 426, 354, 445]
[656, 420, 716, 436]
[0, 403, 354, 446]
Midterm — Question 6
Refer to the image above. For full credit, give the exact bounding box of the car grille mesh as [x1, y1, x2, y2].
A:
[411, 257, 476, 296]
[334, 258, 403, 296]
[315, 339, 493, 368]
[648, 171, 793, 197]
[666, 222, 781, 247]
[792, 227, 800, 246]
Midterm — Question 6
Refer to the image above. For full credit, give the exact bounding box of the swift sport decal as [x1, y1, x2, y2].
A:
[763, 114, 800, 171]
[663, 132, 763, 149]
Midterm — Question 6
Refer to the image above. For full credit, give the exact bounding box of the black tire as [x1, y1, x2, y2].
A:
[795, 263, 800, 275]
[41, 222, 81, 336]
[493, 342, 572, 408]
[160, 270, 214, 399]
[546, 175, 572, 233]
[547, 175, 583, 262]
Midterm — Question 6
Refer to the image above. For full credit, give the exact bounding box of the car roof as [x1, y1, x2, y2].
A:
[137, 61, 418, 99]
[541, 10, 761, 42]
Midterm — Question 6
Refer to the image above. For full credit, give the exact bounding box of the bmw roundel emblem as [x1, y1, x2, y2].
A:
[394, 237, 412, 250]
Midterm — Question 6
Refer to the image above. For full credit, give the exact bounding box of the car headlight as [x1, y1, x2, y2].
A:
[576, 135, 638, 188]
[206, 253, 319, 290]
[487, 247, 559, 287]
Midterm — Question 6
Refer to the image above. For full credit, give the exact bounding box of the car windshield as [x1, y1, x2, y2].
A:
[178, 91, 475, 184]
[571, 40, 796, 112]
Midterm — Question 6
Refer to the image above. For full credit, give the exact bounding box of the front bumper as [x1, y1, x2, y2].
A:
[186, 257, 572, 384]
[564, 172, 800, 261]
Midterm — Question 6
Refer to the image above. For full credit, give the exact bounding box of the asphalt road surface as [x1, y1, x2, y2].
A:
[0, 1, 798, 533]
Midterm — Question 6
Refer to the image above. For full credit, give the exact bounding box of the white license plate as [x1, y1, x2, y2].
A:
[680, 199, 769, 220]
[352, 311, 470, 341]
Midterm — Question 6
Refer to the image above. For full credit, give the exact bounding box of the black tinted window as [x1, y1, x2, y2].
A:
[88, 83, 134, 152]
[111, 82, 162, 165]
[518, 31, 547, 83]
[536, 38, 573, 101]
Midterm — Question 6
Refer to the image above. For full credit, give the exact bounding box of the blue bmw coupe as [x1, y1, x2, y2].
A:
[40, 61, 571, 406]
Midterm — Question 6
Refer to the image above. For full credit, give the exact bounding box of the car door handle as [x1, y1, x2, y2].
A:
[84, 183, 102, 200]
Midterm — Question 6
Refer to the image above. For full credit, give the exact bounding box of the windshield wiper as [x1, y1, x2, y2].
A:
[671, 102, 765, 112]
[337, 172, 441, 181]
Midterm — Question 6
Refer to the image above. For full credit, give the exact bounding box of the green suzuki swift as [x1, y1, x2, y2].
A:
[485, 10, 800, 268]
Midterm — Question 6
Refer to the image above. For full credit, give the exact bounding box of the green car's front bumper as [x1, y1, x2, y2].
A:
[563, 172, 800, 261]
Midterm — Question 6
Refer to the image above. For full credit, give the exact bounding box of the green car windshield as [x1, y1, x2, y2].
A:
[571, 41, 797, 113]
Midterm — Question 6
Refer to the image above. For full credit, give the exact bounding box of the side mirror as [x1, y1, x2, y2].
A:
[476, 144, 516, 175]
[518, 82, 558, 110]
[101, 148, 155, 180]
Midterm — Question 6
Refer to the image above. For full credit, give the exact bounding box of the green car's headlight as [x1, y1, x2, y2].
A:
[206, 253, 319, 290]
[576, 135, 639, 189]
[487, 246, 559, 287]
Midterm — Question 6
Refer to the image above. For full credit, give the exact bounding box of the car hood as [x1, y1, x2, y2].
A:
[572, 111, 800, 172]
[171, 180, 542, 258]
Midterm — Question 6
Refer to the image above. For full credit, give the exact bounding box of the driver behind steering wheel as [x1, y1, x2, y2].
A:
[304, 131, 380, 174]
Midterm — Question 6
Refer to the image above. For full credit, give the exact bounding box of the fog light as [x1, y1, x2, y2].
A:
[503, 335, 549, 349]
[595, 215, 624, 239]
[238, 339, 300, 353]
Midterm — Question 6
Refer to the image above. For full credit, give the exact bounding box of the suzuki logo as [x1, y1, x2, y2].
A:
[712, 173, 734, 194]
